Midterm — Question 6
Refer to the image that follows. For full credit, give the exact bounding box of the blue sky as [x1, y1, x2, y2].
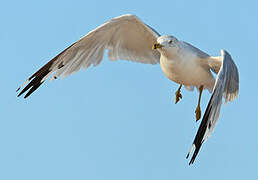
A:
[1, 0, 257, 179]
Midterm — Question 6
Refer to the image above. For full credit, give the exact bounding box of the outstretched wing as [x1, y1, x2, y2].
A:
[17, 14, 160, 98]
[186, 49, 239, 165]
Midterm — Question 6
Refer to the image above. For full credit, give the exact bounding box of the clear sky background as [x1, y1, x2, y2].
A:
[1, 0, 257, 179]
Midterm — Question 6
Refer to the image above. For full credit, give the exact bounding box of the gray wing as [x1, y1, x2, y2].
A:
[182, 41, 210, 59]
[17, 14, 160, 98]
[186, 49, 239, 165]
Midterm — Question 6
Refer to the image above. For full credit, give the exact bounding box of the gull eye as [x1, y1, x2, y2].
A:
[168, 40, 172, 44]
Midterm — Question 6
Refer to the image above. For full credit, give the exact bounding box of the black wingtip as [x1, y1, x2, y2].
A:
[16, 87, 20, 92]
[17, 70, 50, 98]
[25, 81, 43, 98]
[186, 94, 214, 165]
[16, 57, 56, 98]
[17, 92, 22, 97]
[186, 153, 190, 159]
[17, 42, 75, 98]
[188, 143, 202, 165]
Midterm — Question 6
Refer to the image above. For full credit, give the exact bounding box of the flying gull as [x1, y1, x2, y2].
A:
[16, 14, 239, 165]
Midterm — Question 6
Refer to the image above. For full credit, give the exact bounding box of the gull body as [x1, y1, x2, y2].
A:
[157, 36, 216, 91]
[17, 14, 239, 165]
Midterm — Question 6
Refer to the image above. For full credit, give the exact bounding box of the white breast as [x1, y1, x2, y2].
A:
[160, 51, 215, 91]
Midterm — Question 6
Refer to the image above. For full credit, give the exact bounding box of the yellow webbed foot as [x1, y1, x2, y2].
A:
[175, 89, 182, 104]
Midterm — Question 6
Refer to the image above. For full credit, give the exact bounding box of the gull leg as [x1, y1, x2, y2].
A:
[175, 84, 182, 104]
[195, 85, 204, 121]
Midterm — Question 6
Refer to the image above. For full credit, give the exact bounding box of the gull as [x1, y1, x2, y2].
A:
[16, 14, 239, 165]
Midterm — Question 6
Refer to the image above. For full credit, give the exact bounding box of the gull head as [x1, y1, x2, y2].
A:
[152, 35, 180, 54]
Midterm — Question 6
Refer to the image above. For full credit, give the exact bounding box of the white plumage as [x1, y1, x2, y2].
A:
[17, 14, 239, 165]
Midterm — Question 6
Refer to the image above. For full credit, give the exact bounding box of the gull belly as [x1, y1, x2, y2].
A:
[160, 54, 215, 91]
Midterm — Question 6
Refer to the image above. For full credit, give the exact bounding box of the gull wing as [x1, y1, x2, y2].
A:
[186, 49, 239, 165]
[17, 14, 160, 98]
